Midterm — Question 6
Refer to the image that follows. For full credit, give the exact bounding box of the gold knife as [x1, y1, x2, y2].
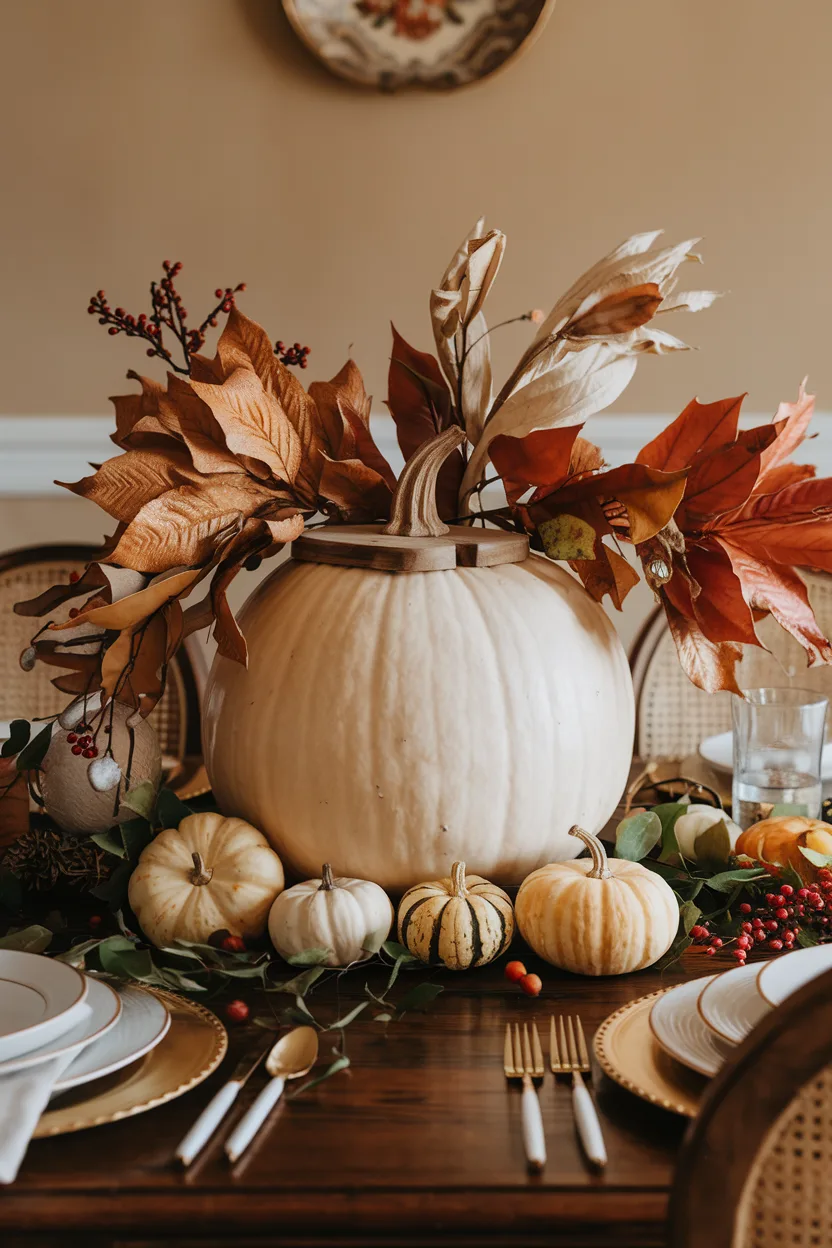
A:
[176, 1043, 270, 1166]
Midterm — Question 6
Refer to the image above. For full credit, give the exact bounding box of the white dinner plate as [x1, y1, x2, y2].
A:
[757, 944, 832, 1009]
[0, 951, 89, 1062]
[0, 975, 121, 1075]
[649, 976, 735, 1077]
[698, 962, 772, 1044]
[54, 983, 171, 1092]
[699, 732, 832, 780]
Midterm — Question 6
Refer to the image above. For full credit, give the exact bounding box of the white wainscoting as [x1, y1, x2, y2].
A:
[2, 412, 832, 494]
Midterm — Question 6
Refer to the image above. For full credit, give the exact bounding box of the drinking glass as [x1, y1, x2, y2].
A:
[732, 687, 828, 829]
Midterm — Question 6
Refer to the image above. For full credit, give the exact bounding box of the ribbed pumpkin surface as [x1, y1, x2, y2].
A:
[515, 859, 679, 975]
[203, 554, 634, 890]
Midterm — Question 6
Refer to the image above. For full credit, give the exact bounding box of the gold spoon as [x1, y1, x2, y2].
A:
[224, 1026, 319, 1162]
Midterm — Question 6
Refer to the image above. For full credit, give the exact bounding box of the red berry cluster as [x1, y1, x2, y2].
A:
[689, 923, 724, 957]
[66, 723, 98, 759]
[275, 340, 311, 369]
[88, 261, 246, 375]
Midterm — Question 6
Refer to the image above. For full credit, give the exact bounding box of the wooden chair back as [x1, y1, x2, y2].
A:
[0, 544, 203, 766]
[669, 966, 832, 1248]
[631, 571, 832, 759]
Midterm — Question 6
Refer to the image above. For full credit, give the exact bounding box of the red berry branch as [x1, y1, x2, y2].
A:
[275, 340, 311, 369]
[87, 261, 246, 375]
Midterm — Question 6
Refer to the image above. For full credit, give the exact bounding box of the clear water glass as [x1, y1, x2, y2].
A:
[732, 687, 828, 829]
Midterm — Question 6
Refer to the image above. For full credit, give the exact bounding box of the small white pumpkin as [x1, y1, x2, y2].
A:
[128, 812, 285, 948]
[268, 864, 393, 968]
[397, 861, 515, 971]
[674, 805, 741, 861]
[515, 826, 678, 976]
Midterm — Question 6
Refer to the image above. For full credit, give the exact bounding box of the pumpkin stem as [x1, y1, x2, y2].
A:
[319, 863, 336, 891]
[568, 825, 612, 880]
[383, 427, 467, 538]
[190, 851, 214, 887]
[449, 861, 468, 897]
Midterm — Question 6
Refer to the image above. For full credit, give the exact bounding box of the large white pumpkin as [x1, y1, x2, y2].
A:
[204, 552, 633, 891]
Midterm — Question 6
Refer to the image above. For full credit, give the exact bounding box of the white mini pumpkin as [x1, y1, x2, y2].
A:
[515, 826, 678, 976]
[128, 812, 285, 948]
[674, 805, 742, 861]
[397, 860, 515, 970]
[268, 864, 393, 968]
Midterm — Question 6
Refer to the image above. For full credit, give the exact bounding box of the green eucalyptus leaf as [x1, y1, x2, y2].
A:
[639, 858, 690, 883]
[395, 981, 444, 1015]
[538, 513, 597, 560]
[156, 788, 194, 830]
[119, 817, 153, 864]
[121, 780, 157, 822]
[615, 811, 662, 862]
[278, 966, 326, 997]
[0, 924, 53, 953]
[652, 802, 688, 864]
[373, 1012, 393, 1022]
[1, 719, 30, 758]
[16, 724, 53, 772]
[361, 928, 387, 956]
[281, 1005, 318, 1027]
[327, 1001, 369, 1030]
[286, 948, 332, 967]
[90, 828, 126, 859]
[288, 1054, 350, 1098]
[91, 860, 132, 910]
[385, 955, 406, 995]
[55, 938, 105, 967]
[705, 867, 768, 893]
[252, 1016, 281, 1031]
[381, 940, 416, 963]
[797, 927, 821, 948]
[654, 934, 692, 972]
[693, 820, 733, 867]
[678, 899, 702, 937]
[799, 846, 832, 868]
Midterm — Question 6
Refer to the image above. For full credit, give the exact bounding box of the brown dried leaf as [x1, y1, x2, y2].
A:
[664, 595, 743, 694]
[318, 456, 393, 523]
[637, 395, 746, 472]
[161, 375, 240, 475]
[191, 368, 301, 486]
[719, 538, 832, 665]
[756, 380, 816, 490]
[568, 283, 663, 338]
[49, 566, 203, 633]
[570, 546, 640, 610]
[14, 563, 108, 618]
[109, 372, 166, 449]
[58, 448, 205, 523]
[101, 611, 168, 712]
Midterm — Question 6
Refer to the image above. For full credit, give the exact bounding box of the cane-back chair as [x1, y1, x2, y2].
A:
[0, 544, 203, 767]
[631, 571, 832, 760]
[670, 966, 832, 1248]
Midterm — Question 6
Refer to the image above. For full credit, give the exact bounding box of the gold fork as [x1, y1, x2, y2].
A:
[550, 1015, 607, 1169]
[503, 1022, 546, 1172]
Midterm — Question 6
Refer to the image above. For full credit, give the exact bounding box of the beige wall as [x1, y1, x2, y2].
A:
[2, 0, 832, 420]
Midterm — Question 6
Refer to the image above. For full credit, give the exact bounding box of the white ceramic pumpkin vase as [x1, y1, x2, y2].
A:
[203, 430, 634, 890]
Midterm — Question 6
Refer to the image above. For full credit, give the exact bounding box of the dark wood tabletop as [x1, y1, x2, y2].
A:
[0, 947, 714, 1248]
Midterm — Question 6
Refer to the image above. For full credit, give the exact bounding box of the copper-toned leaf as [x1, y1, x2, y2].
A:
[318, 456, 393, 523]
[58, 448, 204, 523]
[719, 538, 832, 665]
[536, 463, 687, 546]
[14, 563, 108, 618]
[309, 358, 372, 459]
[161, 375, 239, 475]
[101, 612, 168, 712]
[663, 596, 743, 694]
[191, 368, 301, 486]
[490, 426, 581, 504]
[568, 283, 663, 338]
[386, 325, 462, 521]
[105, 476, 271, 573]
[636, 395, 746, 471]
[756, 380, 816, 490]
[570, 545, 640, 610]
[752, 462, 815, 497]
[684, 542, 758, 645]
[340, 405, 397, 491]
[680, 425, 776, 526]
[568, 437, 606, 478]
[109, 372, 166, 449]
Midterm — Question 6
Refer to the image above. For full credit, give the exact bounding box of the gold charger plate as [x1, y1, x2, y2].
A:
[594, 989, 707, 1118]
[34, 988, 227, 1138]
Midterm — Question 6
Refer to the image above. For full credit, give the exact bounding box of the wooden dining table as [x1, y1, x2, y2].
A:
[1, 947, 714, 1248]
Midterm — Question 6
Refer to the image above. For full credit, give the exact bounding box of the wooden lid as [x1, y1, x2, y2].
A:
[292, 426, 528, 572]
[292, 524, 528, 572]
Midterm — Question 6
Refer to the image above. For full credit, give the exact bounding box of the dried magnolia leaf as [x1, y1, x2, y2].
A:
[568, 283, 662, 339]
[657, 290, 723, 315]
[318, 455, 393, 523]
[191, 368, 301, 486]
[49, 566, 202, 633]
[105, 476, 271, 573]
[458, 310, 493, 443]
[59, 448, 204, 524]
[458, 229, 505, 328]
[538, 514, 597, 560]
[430, 217, 487, 391]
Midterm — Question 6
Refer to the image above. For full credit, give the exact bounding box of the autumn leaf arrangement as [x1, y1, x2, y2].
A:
[7, 222, 832, 820]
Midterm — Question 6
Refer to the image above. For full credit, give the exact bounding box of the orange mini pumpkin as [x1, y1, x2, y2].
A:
[736, 816, 832, 882]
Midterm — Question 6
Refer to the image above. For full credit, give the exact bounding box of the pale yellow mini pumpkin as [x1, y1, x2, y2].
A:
[397, 861, 515, 971]
[515, 826, 678, 976]
[128, 812, 285, 948]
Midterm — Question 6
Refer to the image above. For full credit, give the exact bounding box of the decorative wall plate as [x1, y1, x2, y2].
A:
[34, 990, 227, 1137]
[594, 990, 704, 1118]
[282, 0, 556, 90]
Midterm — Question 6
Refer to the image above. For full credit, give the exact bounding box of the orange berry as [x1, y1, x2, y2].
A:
[504, 960, 527, 984]
[520, 973, 543, 997]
